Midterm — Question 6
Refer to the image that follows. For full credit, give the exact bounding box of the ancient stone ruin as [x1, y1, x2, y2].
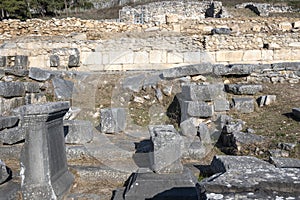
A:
[0, 0, 299, 199]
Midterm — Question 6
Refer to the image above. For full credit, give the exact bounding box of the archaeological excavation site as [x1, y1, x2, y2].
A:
[0, 0, 299, 199]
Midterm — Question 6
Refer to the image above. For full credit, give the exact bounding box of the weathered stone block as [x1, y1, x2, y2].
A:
[122, 74, 146, 92]
[270, 157, 300, 168]
[149, 50, 167, 64]
[180, 100, 214, 120]
[29, 67, 52, 81]
[181, 83, 225, 101]
[214, 99, 230, 112]
[100, 108, 127, 134]
[243, 50, 262, 61]
[64, 120, 93, 144]
[52, 77, 74, 100]
[68, 55, 80, 67]
[0, 97, 25, 114]
[163, 63, 213, 79]
[109, 51, 134, 64]
[0, 116, 19, 130]
[50, 55, 60, 67]
[0, 82, 25, 98]
[14, 55, 28, 69]
[149, 125, 183, 174]
[211, 28, 231, 35]
[0, 56, 6, 68]
[216, 51, 244, 62]
[4, 67, 28, 77]
[183, 51, 200, 63]
[232, 97, 255, 113]
[116, 168, 200, 200]
[0, 126, 25, 145]
[23, 82, 40, 93]
[225, 84, 263, 95]
[180, 118, 197, 138]
[257, 95, 276, 107]
[167, 52, 184, 64]
[14, 102, 74, 200]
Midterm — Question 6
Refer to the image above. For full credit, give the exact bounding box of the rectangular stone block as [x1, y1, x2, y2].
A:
[64, 120, 93, 144]
[162, 63, 213, 79]
[261, 50, 274, 61]
[109, 51, 134, 64]
[183, 51, 200, 63]
[216, 50, 244, 62]
[29, 55, 48, 69]
[167, 52, 184, 64]
[274, 49, 292, 61]
[200, 51, 215, 63]
[181, 83, 225, 101]
[133, 51, 149, 64]
[214, 99, 230, 112]
[232, 97, 255, 113]
[100, 108, 127, 134]
[148, 125, 183, 174]
[243, 50, 262, 61]
[0, 116, 19, 130]
[81, 52, 102, 65]
[291, 50, 300, 60]
[149, 50, 167, 64]
[0, 82, 25, 98]
[180, 100, 214, 119]
[14, 102, 74, 200]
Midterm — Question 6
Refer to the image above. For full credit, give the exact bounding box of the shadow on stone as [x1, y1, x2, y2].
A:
[166, 96, 181, 128]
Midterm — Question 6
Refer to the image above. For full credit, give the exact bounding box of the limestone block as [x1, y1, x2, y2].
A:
[14, 55, 28, 69]
[167, 52, 184, 64]
[274, 49, 292, 61]
[0, 116, 19, 131]
[183, 51, 200, 63]
[0, 97, 25, 114]
[279, 22, 292, 32]
[81, 52, 102, 65]
[134, 51, 149, 64]
[64, 120, 93, 144]
[243, 50, 261, 61]
[291, 50, 300, 60]
[162, 63, 213, 79]
[149, 50, 167, 64]
[180, 100, 214, 119]
[109, 51, 134, 64]
[181, 83, 225, 101]
[225, 84, 263, 95]
[261, 50, 273, 61]
[232, 97, 255, 113]
[29, 67, 51, 81]
[0, 82, 25, 98]
[100, 108, 127, 134]
[214, 99, 230, 112]
[166, 14, 179, 23]
[216, 51, 244, 62]
[148, 125, 183, 174]
[28, 55, 48, 69]
[200, 51, 215, 63]
[52, 77, 74, 101]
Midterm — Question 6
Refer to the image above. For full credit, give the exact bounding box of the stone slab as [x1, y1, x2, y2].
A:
[52, 77, 74, 100]
[181, 83, 225, 101]
[270, 157, 300, 168]
[0, 127, 25, 145]
[0, 116, 19, 131]
[0, 82, 25, 98]
[64, 120, 93, 144]
[232, 97, 255, 113]
[100, 108, 127, 134]
[162, 63, 213, 79]
[225, 84, 263, 95]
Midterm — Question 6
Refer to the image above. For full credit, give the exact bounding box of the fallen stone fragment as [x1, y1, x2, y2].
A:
[100, 108, 127, 134]
[122, 74, 145, 92]
[148, 125, 183, 174]
[214, 64, 254, 76]
[52, 77, 74, 100]
[277, 142, 296, 151]
[64, 120, 93, 144]
[270, 157, 300, 168]
[50, 55, 60, 67]
[225, 84, 262, 95]
[162, 63, 213, 79]
[232, 97, 254, 113]
[0, 82, 25, 98]
[180, 118, 197, 138]
[257, 95, 276, 107]
[29, 67, 52, 81]
[0, 127, 25, 145]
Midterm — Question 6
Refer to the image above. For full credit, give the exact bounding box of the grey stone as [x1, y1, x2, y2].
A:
[232, 97, 255, 113]
[50, 55, 60, 67]
[277, 142, 296, 151]
[14, 55, 28, 69]
[0, 160, 11, 185]
[155, 88, 163, 103]
[202, 156, 300, 198]
[0, 82, 25, 98]
[143, 72, 163, 88]
[0, 116, 19, 130]
[0, 127, 25, 145]
[63, 107, 81, 120]
[162, 85, 173, 96]
[225, 84, 263, 95]
[4, 67, 28, 77]
[52, 77, 74, 100]
[257, 95, 276, 107]
[181, 83, 225, 101]
[29, 67, 52, 81]
[163, 63, 213, 79]
[64, 120, 93, 144]
[23, 82, 40, 93]
[148, 125, 183, 174]
[292, 108, 300, 119]
[115, 168, 200, 200]
[0, 69, 4, 80]
[0, 97, 25, 114]
[0, 56, 6, 68]
[213, 99, 230, 112]
[272, 62, 300, 71]
[270, 157, 300, 168]
[180, 100, 213, 120]
[183, 141, 210, 160]
[100, 108, 127, 134]
[268, 149, 290, 158]
[18, 102, 74, 200]
[223, 120, 244, 134]
[25, 93, 46, 105]
[214, 64, 254, 76]
[211, 28, 231, 35]
[0, 144, 22, 160]
[180, 118, 197, 138]
[0, 181, 20, 200]
[68, 48, 80, 67]
[65, 145, 89, 160]
[122, 74, 146, 92]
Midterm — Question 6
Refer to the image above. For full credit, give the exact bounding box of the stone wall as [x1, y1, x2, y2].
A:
[1, 17, 300, 70]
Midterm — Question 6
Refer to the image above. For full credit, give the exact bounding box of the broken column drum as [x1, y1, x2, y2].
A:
[16, 102, 74, 200]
